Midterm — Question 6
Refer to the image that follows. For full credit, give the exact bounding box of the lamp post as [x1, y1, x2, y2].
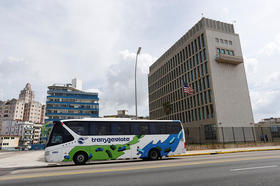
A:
[135, 47, 141, 120]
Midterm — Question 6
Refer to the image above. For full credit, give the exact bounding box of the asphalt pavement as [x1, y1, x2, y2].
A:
[1, 150, 280, 186]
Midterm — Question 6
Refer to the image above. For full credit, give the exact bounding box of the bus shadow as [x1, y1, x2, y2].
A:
[12, 157, 179, 171]
[51, 157, 178, 168]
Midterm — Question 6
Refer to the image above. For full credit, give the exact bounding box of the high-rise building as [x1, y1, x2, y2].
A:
[148, 18, 254, 141]
[0, 99, 25, 121]
[45, 79, 99, 122]
[0, 83, 44, 123]
[19, 83, 34, 103]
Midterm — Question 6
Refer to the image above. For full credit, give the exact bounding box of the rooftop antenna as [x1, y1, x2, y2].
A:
[201, 13, 204, 18]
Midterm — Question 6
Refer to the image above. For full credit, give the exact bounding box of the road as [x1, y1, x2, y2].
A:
[1, 150, 280, 186]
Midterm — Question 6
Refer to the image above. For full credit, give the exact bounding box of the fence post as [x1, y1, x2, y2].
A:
[252, 127, 256, 143]
[261, 127, 264, 143]
[199, 127, 202, 145]
[232, 127, 236, 144]
[221, 127, 225, 144]
[270, 127, 273, 142]
[242, 127, 246, 143]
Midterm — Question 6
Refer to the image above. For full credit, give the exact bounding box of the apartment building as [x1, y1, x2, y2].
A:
[45, 78, 99, 122]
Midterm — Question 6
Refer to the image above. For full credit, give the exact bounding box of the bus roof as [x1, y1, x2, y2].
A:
[59, 118, 181, 123]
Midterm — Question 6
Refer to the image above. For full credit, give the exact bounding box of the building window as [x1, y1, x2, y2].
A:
[204, 92, 208, 104]
[206, 106, 210, 118]
[194, 109, 197, 121]
[208, 90, 212, 103]
[221, 49, 225, 54]
[197, 66, 200, 78]
[201, 64, 204, 76]
[191, 42, 194, 55]
[230, 50, 235, 56]
[200, 93, 204, 105]
[202, 78, 206, 90]
[194, 39, 198, 53]
[226, 50, 229, 55]
[198, 36, 201, 49]
[215, 38, 219, 42]
[206, 76, 210, 88]
[210, 104, 214, 118]
[229, 40, 232, 45]
[217, 48, 220, 56]
[202, 106, 205, 119]
[201, 34, 205, 47]
[205, 62, 208, 74]
[224, 40, 228, 44]
[203, 49, 207, 60]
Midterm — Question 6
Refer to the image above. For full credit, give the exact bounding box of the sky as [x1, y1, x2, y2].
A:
[0, 0, 280, 122]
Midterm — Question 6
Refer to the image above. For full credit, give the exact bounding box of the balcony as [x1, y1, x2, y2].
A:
[215, 54, 243, 65]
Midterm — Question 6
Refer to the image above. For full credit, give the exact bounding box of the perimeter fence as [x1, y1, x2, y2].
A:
[184, 126, 280, 145]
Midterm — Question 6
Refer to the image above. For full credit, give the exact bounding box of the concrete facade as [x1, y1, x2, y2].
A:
[0, 120, 35, 149]
[0, 135, 20, 150]
[0, 83, 44, 123]
[148, 18, 254, 142]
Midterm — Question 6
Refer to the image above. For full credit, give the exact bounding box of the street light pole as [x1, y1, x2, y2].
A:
[135, 47, 141, 120]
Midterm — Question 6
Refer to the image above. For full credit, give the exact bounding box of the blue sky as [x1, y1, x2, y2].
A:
[0, 0, 280, 122]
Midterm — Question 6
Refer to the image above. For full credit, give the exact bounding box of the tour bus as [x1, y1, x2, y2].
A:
[45, 118, 186, 165]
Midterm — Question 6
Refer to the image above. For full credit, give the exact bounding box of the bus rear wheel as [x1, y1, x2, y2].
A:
[73, 152, 88, 165]
[148, 149, 160, 160]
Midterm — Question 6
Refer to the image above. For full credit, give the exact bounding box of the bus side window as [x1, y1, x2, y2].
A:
[166, 123, 182, 134]
[95, 122, 111, 135]
[64, 121, 90, 135]
[111, 123, 130, 135]
[132, 123, 150, 135]
[150, 122, 167, 134]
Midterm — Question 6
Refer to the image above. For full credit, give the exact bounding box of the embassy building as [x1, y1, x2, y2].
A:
[148, 18, 254, 142]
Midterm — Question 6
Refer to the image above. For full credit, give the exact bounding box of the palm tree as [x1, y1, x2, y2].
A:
[162, 102, 172, 115]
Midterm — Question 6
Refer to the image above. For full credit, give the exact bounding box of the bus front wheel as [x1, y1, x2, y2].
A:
[73, 151, 88, 165]
[148, 149, 160, 160]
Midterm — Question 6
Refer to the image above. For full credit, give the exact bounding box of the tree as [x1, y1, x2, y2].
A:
[162, 102, 172, 115]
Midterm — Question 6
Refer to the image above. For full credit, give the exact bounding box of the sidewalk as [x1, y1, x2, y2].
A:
[1, 146, 280, 169]
[171, 145, 280, 157]
[0, 151, 47, 169]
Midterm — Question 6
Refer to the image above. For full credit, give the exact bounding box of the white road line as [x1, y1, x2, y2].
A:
[230, 165, 278, 172]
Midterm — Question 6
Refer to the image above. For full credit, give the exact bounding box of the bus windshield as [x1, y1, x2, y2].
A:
[46, 122, 74, 147]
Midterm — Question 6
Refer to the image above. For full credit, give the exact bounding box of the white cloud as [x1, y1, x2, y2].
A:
[244, 57, 259, 75]
[250, 90, 280, 122]
[259, 34, 280, 56]
[99, 50, 155, 117]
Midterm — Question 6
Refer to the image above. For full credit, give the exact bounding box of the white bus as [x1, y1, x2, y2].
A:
[45, 118, 186, 165]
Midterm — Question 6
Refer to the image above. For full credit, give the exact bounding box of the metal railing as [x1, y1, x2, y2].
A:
[184, 126, 280, 144]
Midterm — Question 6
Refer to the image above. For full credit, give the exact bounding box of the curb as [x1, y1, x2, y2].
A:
[170, 148, 280, 157]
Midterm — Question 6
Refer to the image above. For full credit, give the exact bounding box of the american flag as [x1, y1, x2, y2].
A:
[183, 82, 194, 95]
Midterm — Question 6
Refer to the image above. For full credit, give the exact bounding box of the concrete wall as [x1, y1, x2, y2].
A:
[205, 29, 254, 128]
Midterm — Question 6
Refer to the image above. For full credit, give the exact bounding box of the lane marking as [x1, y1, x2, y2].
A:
[230, 165, 278, 172]
[1, 155, 280, 181]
